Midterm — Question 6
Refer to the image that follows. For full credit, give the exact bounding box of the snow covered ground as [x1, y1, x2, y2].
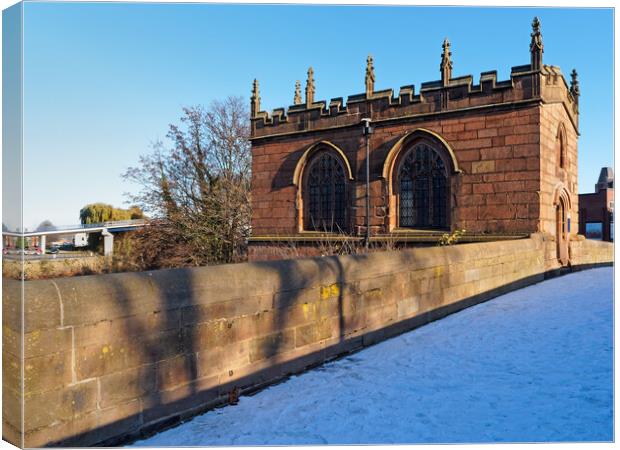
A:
[133, 267, 613, 445]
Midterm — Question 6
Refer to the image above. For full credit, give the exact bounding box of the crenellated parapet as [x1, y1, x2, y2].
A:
[250, 17, 579, 140]
[540, 64, 580, 129]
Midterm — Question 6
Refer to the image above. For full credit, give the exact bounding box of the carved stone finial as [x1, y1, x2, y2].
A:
[530, 16, 543, 71]
[305, 67, 315, 106]
[251, 78, 260, 118]
[532, 16, 541, 34]
[365, 54, 375, 98]
[294, 80, 302, 105]
[440, 38, 452, 86]
[570, 68, 580, 102]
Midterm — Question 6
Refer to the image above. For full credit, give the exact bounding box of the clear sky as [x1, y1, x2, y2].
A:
[12, 2, 615, 230]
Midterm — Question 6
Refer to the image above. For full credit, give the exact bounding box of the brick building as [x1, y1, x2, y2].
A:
[248, 18, 580, 264]
[579, 167, 614, 241]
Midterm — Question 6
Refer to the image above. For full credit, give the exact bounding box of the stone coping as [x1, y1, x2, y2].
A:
[248, 233, 529, 243]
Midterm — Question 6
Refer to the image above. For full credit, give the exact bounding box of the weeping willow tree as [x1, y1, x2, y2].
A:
[79, 203, 144, 250]
[79, 203, 144, 224]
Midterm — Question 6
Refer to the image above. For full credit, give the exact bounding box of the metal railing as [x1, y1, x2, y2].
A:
[3, 219, 148, 237]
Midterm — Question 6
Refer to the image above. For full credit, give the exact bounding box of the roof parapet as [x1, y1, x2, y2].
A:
[251, 17, 577, 136]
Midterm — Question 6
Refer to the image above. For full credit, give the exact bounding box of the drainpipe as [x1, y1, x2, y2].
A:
[361, 118, 373, 249]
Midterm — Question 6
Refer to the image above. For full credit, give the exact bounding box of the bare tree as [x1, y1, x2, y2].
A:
[123, 96, 251, 267]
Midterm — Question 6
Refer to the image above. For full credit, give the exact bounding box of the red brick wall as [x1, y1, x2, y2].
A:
[579, 189, 614, 241]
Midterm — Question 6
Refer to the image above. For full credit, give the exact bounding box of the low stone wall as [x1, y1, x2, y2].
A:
[569, 235, 614, 268]
[2, 234, 613, 447]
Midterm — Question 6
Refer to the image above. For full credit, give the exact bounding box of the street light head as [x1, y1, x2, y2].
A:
[361, 118, 373, 135]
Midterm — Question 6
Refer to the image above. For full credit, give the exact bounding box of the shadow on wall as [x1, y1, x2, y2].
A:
[81, 247, 438, 446]
[271, 147, 305, 190]
[107, 269, 201, 419]
[60, 267, 577, 446]
[16, 236, 613, 447]
[33, 268, 205, 446]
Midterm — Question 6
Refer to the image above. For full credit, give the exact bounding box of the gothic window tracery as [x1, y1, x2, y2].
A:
[304, 151, 347, 232]
[397, 143, 449, 229]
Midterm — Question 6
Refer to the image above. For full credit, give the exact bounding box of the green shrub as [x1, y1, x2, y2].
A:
[438, 229, 466, 246]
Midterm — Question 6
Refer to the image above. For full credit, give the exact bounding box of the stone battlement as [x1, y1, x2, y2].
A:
[250, 18, 579, 140]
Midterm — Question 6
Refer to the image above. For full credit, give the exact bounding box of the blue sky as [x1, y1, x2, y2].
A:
[12, 3, 615, 229]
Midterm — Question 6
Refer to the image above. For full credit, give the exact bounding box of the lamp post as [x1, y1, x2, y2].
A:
[361, 118, 373, 249]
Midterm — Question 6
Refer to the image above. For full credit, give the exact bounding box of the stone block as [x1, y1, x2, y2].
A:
[94, 398, 143, 444]
[340, 309, 367, 337]
[2, 419, 22, 448]
[99, 364, 156, 408]
[417, 292, 443, 314]
[23, 351, 73, 394]
[2, 280, 22, 332]
[472, 183, 494, 194]
[196, 339, 250, 378]
[23, 281, 62, 332]
[249, 329, 295, 363]
[471, 160, 495, 174]
[365, 302, 398, 330]
[397, 295, 420, 319]
[24, 327, 73, 359]
[189, 319, 238, 350]
[76, 329, 184, 380]
[156, 353, 198, 391]
[294, 318, 332, 348]
[273, 287, 317, 310]
[24, 379, 98, 431]
[317, 295, 341, 319]
[74, 309, 183, 348]
[477, 128, 498, 138]
[361, 287, 384, 308]
[3, 324, 22, 358]
[3, 384, 22, 431]
[141, 378, 220, 425]
[24, 410, 99, 448]
[480, 146, 511, 159]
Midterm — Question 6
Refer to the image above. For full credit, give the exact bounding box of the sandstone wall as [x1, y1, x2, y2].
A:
[538, 101, 579, 237]
[251, 105, 544, 237]
[569, 235, 614, 268]
[2, 235, 613, 447]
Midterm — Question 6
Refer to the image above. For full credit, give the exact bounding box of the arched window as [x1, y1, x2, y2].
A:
[303, 151, 347, 232]
[556, 125, 567, 169]
[397, 142, 449, 229]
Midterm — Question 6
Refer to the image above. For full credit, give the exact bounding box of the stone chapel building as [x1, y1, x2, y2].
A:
[248, 18, 580, 263]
